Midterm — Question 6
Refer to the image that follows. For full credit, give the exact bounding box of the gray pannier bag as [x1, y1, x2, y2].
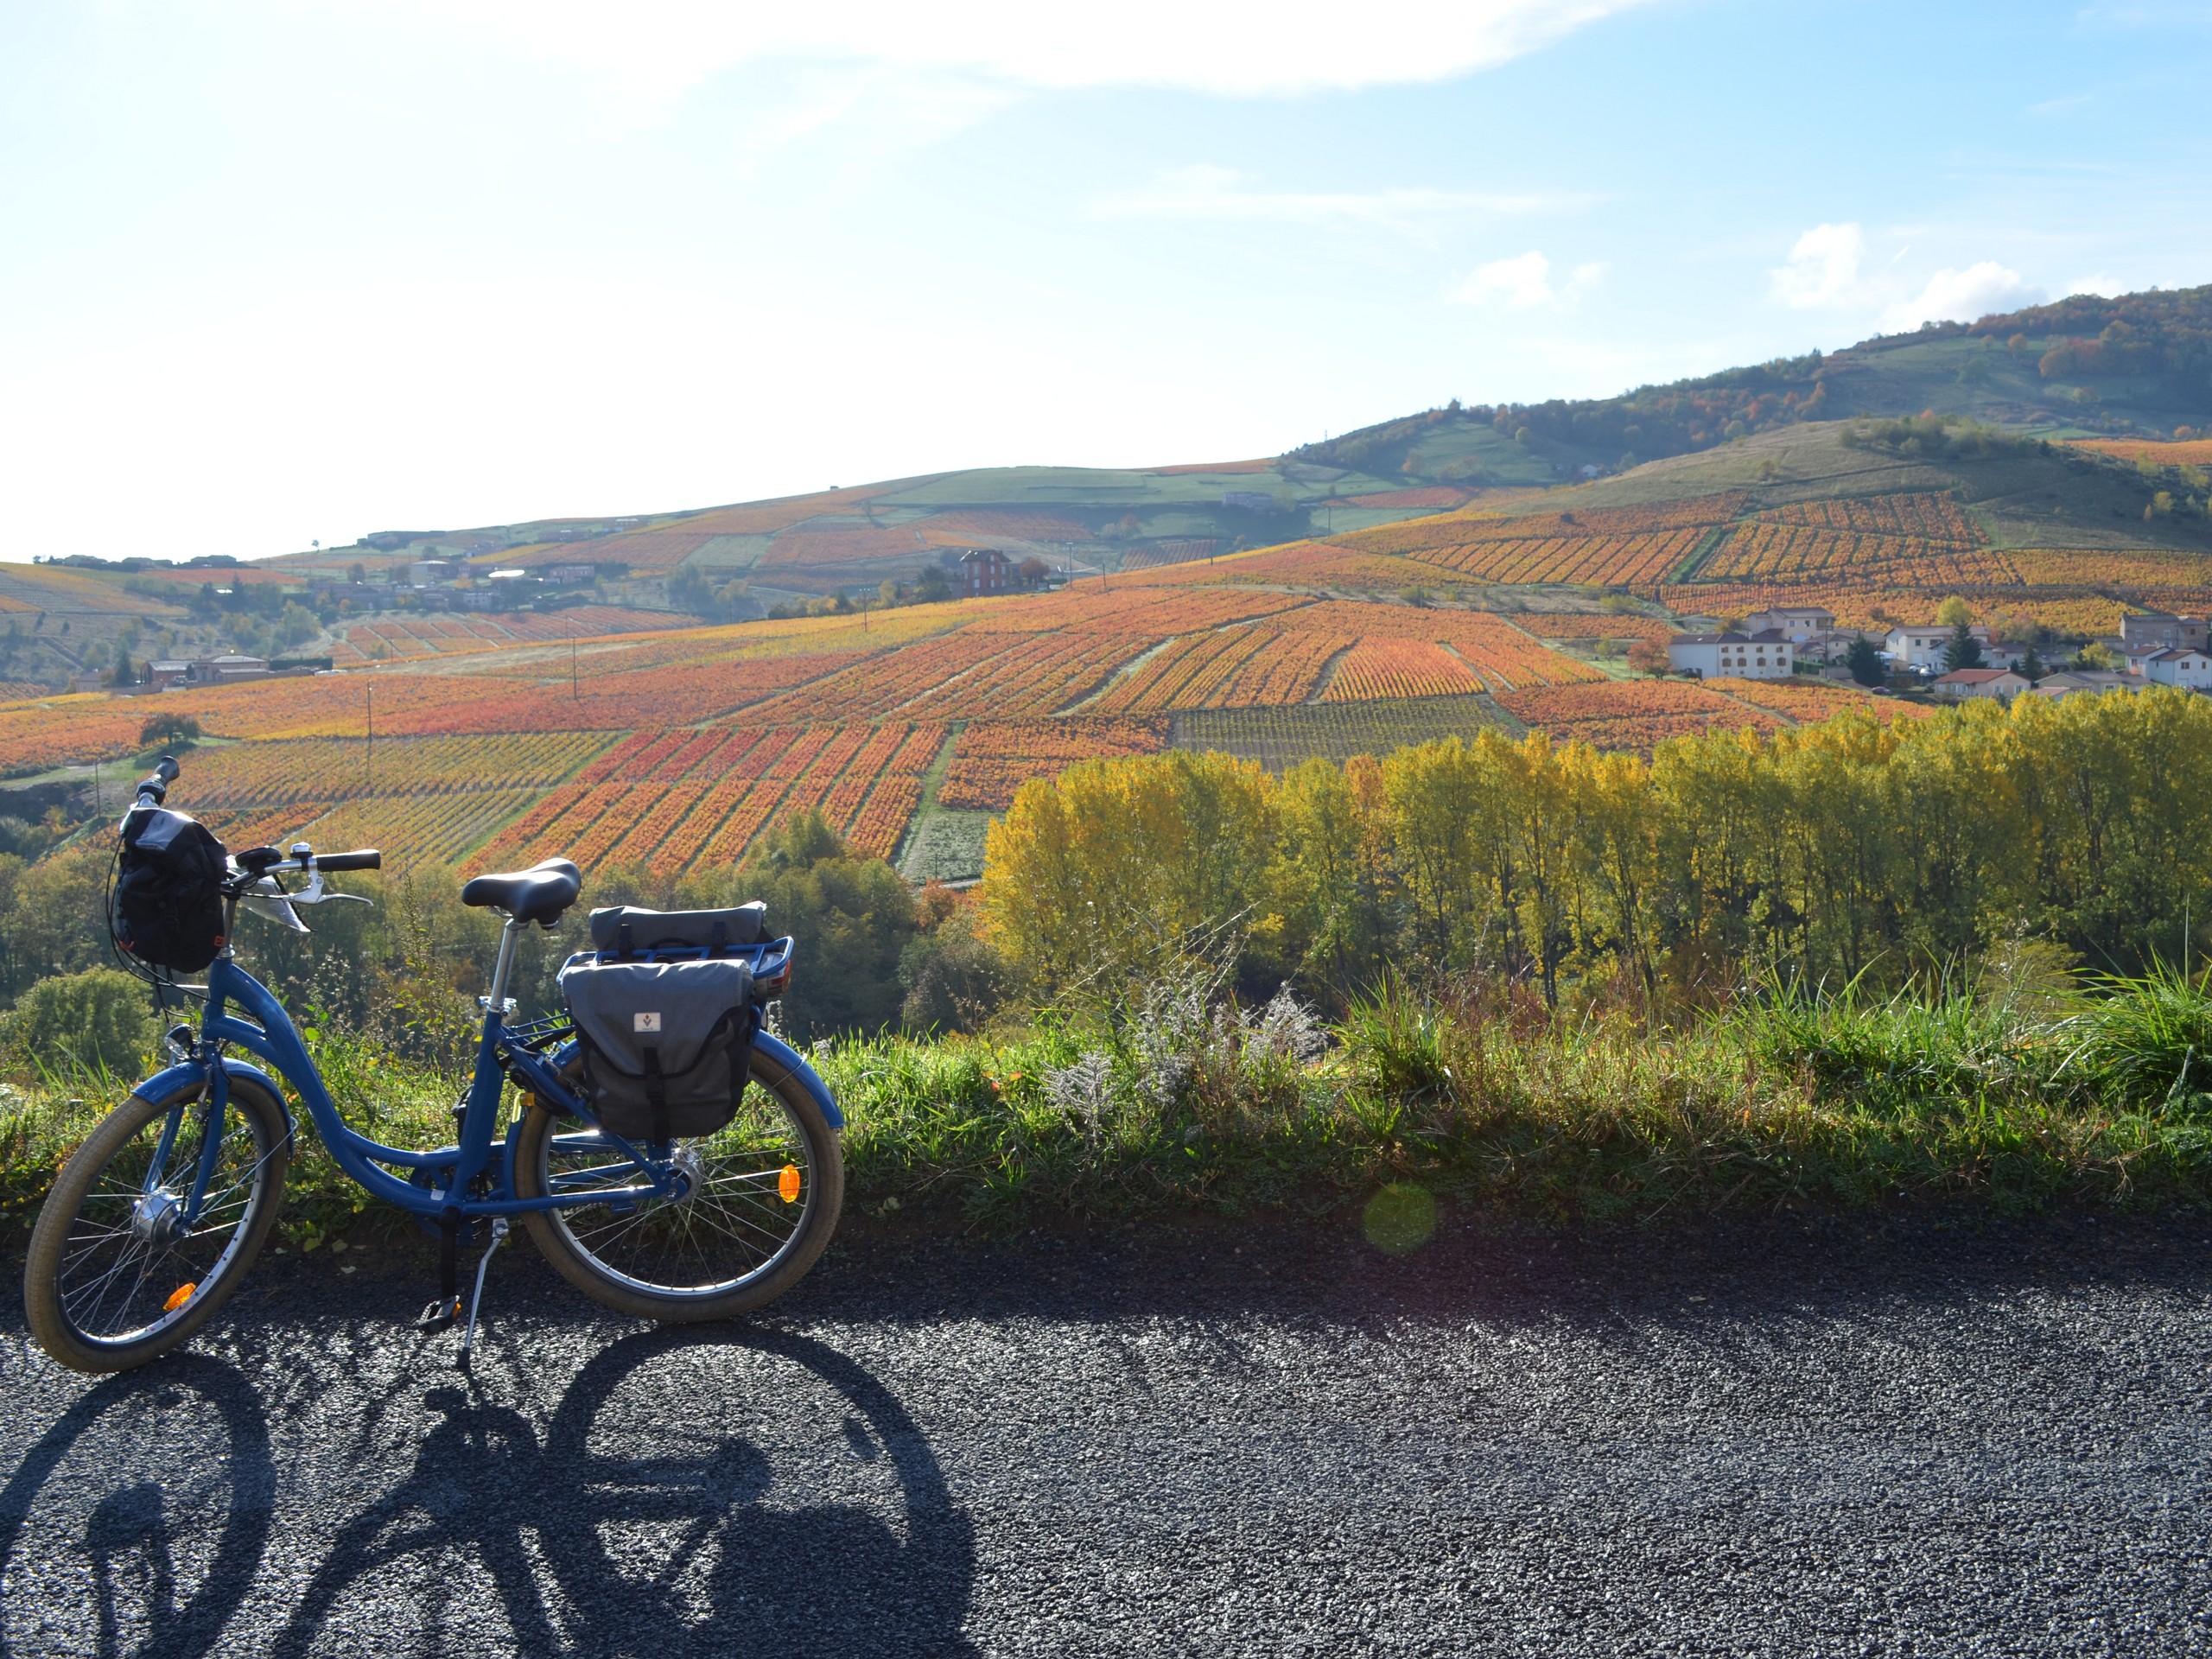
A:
[557, 955, 759, 1143]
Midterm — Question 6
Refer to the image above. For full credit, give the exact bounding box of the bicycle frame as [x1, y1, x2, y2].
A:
[130, 914, 842, 1232]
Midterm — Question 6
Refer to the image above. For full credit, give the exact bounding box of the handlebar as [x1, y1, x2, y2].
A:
[227, 847, 383, 886]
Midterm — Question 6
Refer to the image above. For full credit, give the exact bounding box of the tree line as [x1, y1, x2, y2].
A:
[981, 689, 2212, 1013]
[10, 687, 2212, 1077]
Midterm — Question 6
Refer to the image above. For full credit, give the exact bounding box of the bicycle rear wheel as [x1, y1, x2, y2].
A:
[515, 1044, 842, 1322]
[25, 1073, 290, 1374]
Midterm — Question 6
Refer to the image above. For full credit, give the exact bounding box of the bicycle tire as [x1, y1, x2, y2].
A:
[25, 1074, 290, 1375]
[514, 1044, 842, 1322]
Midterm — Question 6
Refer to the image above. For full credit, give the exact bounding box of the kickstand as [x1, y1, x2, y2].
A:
[454, 1217, 509, 1371]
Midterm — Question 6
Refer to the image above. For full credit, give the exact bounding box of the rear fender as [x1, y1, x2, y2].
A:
[749, 1031, 844, 1131]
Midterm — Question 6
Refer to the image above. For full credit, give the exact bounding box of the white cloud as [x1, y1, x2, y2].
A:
[1884, 261, 2044, 327]
[1450, 251, 1604, 308]
[2066, 273, 2128, 298]
[1773, 224, 2049, 326]
[1089, 166, 1584, 236]
[1770, 222, 1866, 309]
[353, 0, 1660, 103]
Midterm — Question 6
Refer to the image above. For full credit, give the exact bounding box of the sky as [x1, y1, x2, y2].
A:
[3, 0, 2210, 560]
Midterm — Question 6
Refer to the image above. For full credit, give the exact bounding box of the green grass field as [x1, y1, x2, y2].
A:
[899, 810, 994, 884]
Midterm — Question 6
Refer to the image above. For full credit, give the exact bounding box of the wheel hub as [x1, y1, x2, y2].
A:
[130, 1190, 183, 1245]
[668, 1144, 705, 1205]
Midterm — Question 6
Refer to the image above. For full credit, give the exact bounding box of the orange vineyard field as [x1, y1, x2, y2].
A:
[1320, 640, 1479, 702]
[18, 467, 2203, 875]
[334, 607, 693, 665]
[2066, 437, 2212, 467]
[1497, 681, 1784, 755]
[467, 720, 950, 873]
[938, 719, 1169, 810]
[1707, 680, 1923, 723]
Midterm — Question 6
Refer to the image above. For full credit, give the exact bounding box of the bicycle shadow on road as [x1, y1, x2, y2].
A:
[0, 1354, 276, 1659]
[273, 1324, 977, 1657]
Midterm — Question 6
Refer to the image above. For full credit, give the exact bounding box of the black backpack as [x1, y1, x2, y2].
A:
[111, 804, 230, 973]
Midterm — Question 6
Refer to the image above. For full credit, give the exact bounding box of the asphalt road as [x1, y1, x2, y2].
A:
[3, 1210, 2209, 1656]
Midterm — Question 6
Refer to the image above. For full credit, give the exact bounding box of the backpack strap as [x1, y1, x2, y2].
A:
[642, 1046, 670, 1145]
[616, 919, 634, 959]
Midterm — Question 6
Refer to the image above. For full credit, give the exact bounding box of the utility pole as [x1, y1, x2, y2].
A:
[365, 684, 373, 794]
[570, 629, 579, 699]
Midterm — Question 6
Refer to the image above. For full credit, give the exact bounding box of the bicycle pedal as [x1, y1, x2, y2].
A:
[416, 1297, 461, 1331]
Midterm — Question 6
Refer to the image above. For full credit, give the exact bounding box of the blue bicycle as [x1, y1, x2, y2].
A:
[23, 757, 847, 1375]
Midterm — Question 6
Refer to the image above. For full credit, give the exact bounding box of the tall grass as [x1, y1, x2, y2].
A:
[0, 1027, 461, 1249]
[4, 966, 2212, 1239]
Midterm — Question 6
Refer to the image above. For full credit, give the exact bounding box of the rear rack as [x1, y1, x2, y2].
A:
[502, 1013, 575, 1055]
[559, 934, 795, 1001]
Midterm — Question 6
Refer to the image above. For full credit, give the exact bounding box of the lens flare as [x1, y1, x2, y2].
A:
[1362, 1184, 1437, 1255]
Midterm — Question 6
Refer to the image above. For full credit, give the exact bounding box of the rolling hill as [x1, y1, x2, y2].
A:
[10, 283, 2212, 882]
[224, 283, 2212, 605]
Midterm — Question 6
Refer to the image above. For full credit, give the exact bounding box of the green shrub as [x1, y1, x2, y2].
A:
[4, 968, 156, 1079]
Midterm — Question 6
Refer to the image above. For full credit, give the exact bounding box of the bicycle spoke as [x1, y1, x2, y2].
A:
[68, 1239, 152, 1334]
[48, 1087, 277, 1347]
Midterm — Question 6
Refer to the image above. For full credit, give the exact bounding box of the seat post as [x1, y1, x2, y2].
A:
[486, 916, 523, 1013]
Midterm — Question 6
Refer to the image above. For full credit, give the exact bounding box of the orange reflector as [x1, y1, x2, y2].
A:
[162, 1282, 197, 1313]
[778, 1163, 802, 1204]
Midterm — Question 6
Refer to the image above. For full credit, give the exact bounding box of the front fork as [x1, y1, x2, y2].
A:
[140, 1050, 253, 1237]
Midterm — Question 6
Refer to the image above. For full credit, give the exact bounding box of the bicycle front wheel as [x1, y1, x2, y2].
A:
[25, 1072, 290, 1374]
[515, 1044, 842, 1322]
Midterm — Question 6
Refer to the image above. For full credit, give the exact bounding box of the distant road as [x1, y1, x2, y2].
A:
[3, 1212, 2209, 1656]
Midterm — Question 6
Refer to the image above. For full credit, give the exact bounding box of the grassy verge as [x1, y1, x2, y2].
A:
[823, 974, 2212, 1230]
[0, 1033, 461, 1255]
[6, 969, 2212, 1246]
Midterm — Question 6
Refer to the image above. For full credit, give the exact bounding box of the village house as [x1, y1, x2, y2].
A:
[1798, 625, 1893, 664]
[1742, 606, 1835, 643]
[1931, 667, 2031, 701]
[1668, 629, 1795, 680]
[1884, 622, 1993, 674]
[2032, 671, 2139, 701]
[188, 654, 270, 684]
[2142, 647, 2212, 690]
[957, 547, 1014, 598]
[2120, 612, 2210, 651]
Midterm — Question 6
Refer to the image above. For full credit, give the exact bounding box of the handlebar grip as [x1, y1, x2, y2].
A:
[315, 849, 382, 872]
[132, 753, 181, 805]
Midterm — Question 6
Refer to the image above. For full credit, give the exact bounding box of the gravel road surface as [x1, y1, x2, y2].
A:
[3, 1211, 2209, 1656]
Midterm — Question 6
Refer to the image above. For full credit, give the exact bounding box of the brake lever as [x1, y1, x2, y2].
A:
[236, 868, 373, 933]
[238, 878, 311, 933]
[286, 869, 372, 908]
